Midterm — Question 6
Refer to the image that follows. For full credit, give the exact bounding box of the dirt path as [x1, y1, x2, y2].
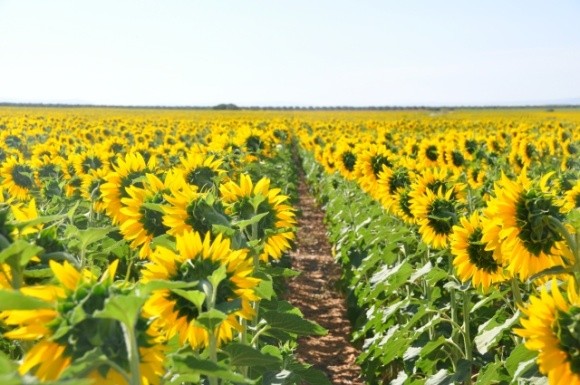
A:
[285, 171, 364, 385]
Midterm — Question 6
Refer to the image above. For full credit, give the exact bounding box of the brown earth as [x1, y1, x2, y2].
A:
[284, 173, 364, 385]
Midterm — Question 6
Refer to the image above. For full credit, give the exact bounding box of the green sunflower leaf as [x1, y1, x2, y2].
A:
[0, 239, 44, 266]
[149, 234, 176, 251]
[141, 279, 198, 295]
[171, 354, 252, 383]
[254, 272, 274, 300]
[64, 225, 116, 252]
[262, 310, 327, 336]
[170, 288, 206, 311]
[215, 298, 242, 314]
[505, 344, 537, 377]
[224, 342, 281, 368]
[0, 289, 52, 310]
[141, 202, 165, 213]
[475, 361, 509, 384]
[10, 214, 66, 232]
[94, 294, 146, 329]
[196, 308, 228, 330]
[232, 211, 269, 230]
[528, 265, 572, 282]
[208, 264, 228, 295]
[475, 310, 521, 355]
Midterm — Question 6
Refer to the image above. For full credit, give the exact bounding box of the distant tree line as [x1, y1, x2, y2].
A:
[0, 102, 579, 111]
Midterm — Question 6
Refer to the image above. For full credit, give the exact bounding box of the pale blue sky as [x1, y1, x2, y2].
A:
[0, 1, 579, 107]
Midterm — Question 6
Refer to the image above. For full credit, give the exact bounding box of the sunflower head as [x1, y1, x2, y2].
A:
[392, 186, 416, 224]
[163, 178, 231, 239]
[1, 157, 37, 200]
[515, 279, 580, 384]
[142, 231, 259, 348]
[180, 153, 225, 192]
[451, 212, 506, 291]
[484, 172, 571, 281]
[559, 181, 580, 213]
[514, 185, 564, 256]
[219, 174, 296, 261]
[0, 260, 165, 384]
[412, 187, 465, 249]
[119, 173, 171, 258]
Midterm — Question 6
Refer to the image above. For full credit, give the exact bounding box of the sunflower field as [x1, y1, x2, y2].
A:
[0, 107, 328, 385]
[0, 107, 579, 385]
[296, 110, 580, 384]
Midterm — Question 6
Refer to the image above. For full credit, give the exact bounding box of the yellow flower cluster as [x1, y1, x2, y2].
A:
[296, 109, 580, 384]
[296, 111, 580, 289]
[0, 107, 297, 383]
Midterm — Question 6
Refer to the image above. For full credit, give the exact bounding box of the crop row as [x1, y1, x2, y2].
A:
[0, 109, 329, 385]
[296, 114, 579, 384]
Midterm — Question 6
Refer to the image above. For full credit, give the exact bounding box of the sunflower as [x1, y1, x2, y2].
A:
[31, 155, 67, 199]
[561, 155, 580, 173]
[32, 154, 66, 180]
[559, 180, 580, 213]
[71, 150, 110, 176]
[11, 198, 42, 237]
[141, 231, 259, 348]
[409, 167, 465, 203]
[466, 164, 488, 191]
[460, 137, 482, 162]
[103, 136, 128, 156]
[0, 260, 165, 384]
[335, 142, 359, 180]
[482, 172, 570, 281]
[31, 139, 61, 160]
[411, 186, 465, 249]
[354, 144, 394, 192]
[219, 174, 296, 262]
[391, 186, 416, 225]
[120, 173, 171, 258]
[179, 152, 225, 191]
[443, 147, 468, 171]
[321, 145, 338, 174]
[163, 174, 231, 238]
[80, 168, 110, 213]
[450, 212, 506, 291]
[0, 157, 37, 200]
[376, 164, 414, 212]
[417, 139, 443, 168]
[100, 152, 157, 225]
[517, 139, 540, 169]
[514, 278, 580, 385]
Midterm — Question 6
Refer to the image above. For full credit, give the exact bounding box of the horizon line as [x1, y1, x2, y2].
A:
[1, 102, 580, 110]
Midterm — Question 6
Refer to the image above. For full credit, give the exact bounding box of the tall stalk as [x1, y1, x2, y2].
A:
[462, 291, 472, 385]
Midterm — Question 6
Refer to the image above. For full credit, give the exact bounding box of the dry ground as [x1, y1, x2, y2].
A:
[284, 173, 364, 385]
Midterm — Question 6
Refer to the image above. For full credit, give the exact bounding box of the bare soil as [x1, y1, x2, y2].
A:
[284, 173, 364, 385]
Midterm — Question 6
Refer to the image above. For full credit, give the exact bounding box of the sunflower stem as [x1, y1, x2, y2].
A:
[0, 233, 11, 250]
[205, 281, 220, 385]
[511, 278, 524, 309]
[448, 254, 460, 343]
[462, 291, 472, 385]
[125, 254, 135, 283]
[575, 231, 580, 287]
[424, 247, 434, 339]
[208, 334, 219, 385]
[250, 324, 271, 346]
[121, 322, 142, 385]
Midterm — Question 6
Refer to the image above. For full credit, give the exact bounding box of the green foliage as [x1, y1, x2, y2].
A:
[300, 150, 539, 384]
